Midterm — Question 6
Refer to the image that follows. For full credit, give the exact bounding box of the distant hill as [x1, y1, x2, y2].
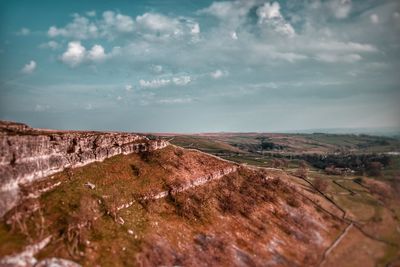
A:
[281, 127, 400, 137]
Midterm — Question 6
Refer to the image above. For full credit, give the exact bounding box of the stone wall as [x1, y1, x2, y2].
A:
[0, 121, 169, 217]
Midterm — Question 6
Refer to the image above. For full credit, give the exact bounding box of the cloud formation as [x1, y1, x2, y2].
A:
[45, 1, 384, 74]
[370, 14, 379, 24]
[40, 0, 396, 102]
[139, 78, 171, 89]
[210, 69, 229, 79]
[158, 97, 192, 104]
[48, 14, 98, 39]
[102, 11, 134, 34]
[39, 41, 60, 50]
[60, 41, 86, 67]
[328, 0, 352, 19]
[17, 27, 30, 36]
[21, 60, 37, 74]
[316, 53, 362, 63]
[139, 75, 192, 88]
[257, 2, 295, 37]
[60, 41, 113, 67]
[87, 44, 107, 62]
[48, 10, 199, 42]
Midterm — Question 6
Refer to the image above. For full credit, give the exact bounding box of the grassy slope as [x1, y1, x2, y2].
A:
[1, 145, 344, 267]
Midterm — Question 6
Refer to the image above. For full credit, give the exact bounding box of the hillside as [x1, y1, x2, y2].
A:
[162, 132, 400, 266]
[0, 122, 399, 266]
[168, 132, 400, 155]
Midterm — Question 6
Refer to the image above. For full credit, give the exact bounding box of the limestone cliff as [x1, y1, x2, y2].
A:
[0, 121, 169, 217]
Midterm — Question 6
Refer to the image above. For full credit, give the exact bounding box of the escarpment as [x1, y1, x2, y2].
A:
[0, 121, 169, 217]
[0, 121, 351, 267]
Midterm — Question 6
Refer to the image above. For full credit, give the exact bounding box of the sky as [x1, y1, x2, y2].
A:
[0, 0, 399, 133]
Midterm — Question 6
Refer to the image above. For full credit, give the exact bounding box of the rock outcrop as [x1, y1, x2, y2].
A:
[151, 166, 239, 199]
[0, 121, 169, 217]
[0, 235, 81, 267]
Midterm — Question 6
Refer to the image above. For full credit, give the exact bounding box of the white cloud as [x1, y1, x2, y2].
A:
[47, 11, 134, 40]
[39, 40, 60, 50]
[102, 11, 134, 33]
[135, 13, 199, 40]
[199, 0, 254, 26]
[316, 53, 362, 63]
[271, 52, 308, 62]
[370, 14, 379, 24]
[125, 84, 133, 91]
[313, 41, 378, 53]
[17, 28, 30, 36]
[252, 44, 308, 62]
[172, 76, 192, 86]
[158, 98, 192, 104]
[139, 75, 192, 88]
[86, 10, 96, 17]
[48, 14, 98, 39]
[60, 42, 112, 67]
[87, 44, 106, 62]
[46, 10, 201, 43]
[200, 1, 233, 19]
[231, 31, 238, 40]
[191, 23, 200, 34]
[201, 1, 293, 37]
[48, 26, 65, 37]
[34, 104, 50, 112]
[139, 78, 171, 88]
[152, 65, 163, 73]
[257, 2, 281, 20]
[61, 41, 86, 67]
[199, 0, 268, 45]
[257, 2, 295, 37]
[85, 103, 93, 110]
[328, 0, 352, 19]
[43, 1, 389, 80]
[21, 60, 37, 74]
[210, 69, 229, 79]
[136, 13, 178, 33]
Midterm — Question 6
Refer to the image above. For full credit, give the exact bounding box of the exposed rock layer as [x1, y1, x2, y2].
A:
[0, 121, 168, 217]
[151, 166, 239, 199]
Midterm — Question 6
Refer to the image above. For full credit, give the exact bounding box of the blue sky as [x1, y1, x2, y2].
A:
[0, 0, 399, 132]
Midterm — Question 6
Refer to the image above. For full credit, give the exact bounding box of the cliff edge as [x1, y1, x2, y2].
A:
[0, 121, 168, 217]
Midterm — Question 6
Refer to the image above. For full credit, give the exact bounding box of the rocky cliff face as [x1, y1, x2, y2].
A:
[0, 121, 169, 217]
